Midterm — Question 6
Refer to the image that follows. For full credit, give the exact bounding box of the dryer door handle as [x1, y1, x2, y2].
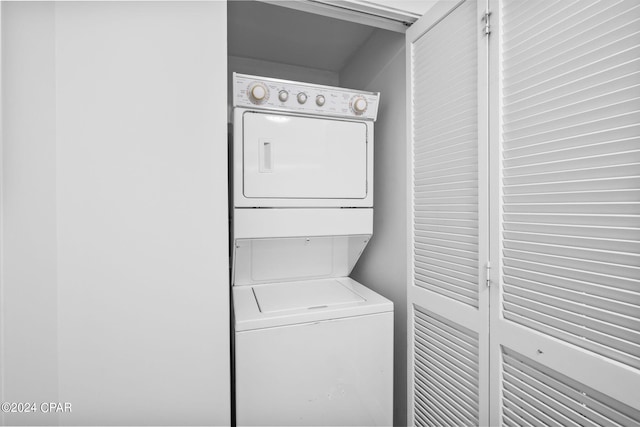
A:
[259, 140, 273, 173]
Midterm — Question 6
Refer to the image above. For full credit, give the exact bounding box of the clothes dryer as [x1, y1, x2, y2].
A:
[232, 73, 378, 208]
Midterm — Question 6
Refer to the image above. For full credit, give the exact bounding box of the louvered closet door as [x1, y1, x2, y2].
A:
[406, 1, 489, 425]
[490, 0, 640, 424]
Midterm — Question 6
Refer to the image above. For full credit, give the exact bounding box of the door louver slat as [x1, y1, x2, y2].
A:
[414, 306, 479, 427]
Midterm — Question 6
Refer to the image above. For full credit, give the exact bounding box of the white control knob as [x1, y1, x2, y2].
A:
[248, 82, 269, 104]
[251, 85, 266, 100]
[316, 95, 326, 106]
[297, 92, 308, 104]
[352, 97, 368, 114]
[278, 90, 289, 102]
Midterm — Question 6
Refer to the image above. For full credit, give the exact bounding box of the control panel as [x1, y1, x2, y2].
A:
[233, 73, 380, 121]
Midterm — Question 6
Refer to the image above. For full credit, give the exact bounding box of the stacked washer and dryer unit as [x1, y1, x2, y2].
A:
[231, 73, 393, 426]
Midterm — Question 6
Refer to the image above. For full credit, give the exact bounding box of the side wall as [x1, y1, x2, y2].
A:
[1, 2, 230, 425]
[340, 29, 408, 427]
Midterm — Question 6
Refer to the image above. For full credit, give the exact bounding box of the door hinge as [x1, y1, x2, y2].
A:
[485, 262, 491, 288]
[483, 10, 492, 36]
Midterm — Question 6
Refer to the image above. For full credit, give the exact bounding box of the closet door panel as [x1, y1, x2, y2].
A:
[407, 0, 489, 425]
[491, 0, 640, 423]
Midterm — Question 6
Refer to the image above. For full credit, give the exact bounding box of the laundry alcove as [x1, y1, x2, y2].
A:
[227, 2, 412, 425]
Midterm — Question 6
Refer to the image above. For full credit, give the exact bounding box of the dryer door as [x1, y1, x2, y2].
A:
[242, 111, 368, 200]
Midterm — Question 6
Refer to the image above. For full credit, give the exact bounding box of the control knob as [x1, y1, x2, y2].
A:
[297, 92, 308, 104]
[278, 90, 289, 102]
[248, 82, 269, 104]
[316, 95, 326, 106]
[351, 96, 368, 115]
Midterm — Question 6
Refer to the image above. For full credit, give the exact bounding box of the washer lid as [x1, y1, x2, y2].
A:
[233, 277, 393, 332]
[253, 279, 365, 314]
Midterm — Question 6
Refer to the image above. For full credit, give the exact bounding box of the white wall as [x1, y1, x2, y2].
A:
[1, 2, 230, 425]
[1, 4, 58, 425]
[340, 29, 408, 427]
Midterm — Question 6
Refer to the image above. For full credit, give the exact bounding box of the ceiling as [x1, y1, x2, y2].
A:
[228, 1, 377, 72]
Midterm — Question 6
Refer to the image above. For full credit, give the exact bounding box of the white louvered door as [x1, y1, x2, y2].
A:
[406, 1, 490, 425]
[490, 0, 640, 424]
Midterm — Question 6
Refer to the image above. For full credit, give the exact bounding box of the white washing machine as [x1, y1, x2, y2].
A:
[231, 73, 393, 426]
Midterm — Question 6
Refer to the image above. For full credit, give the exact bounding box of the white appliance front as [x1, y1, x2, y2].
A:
[235, 313, 393, 427]
[234, 108, 373, 207]
[233, 278, 393, 427]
